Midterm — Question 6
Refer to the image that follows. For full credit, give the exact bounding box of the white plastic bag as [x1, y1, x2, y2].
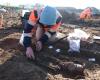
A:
[68, 39, 80, 52]
[67, 29, 90, 52]
[74, 29, 90, 41]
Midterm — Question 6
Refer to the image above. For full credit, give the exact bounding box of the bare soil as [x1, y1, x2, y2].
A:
[0, 10, 100, 80]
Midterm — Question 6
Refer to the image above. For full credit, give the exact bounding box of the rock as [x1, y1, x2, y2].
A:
[59, 62, 85, 75]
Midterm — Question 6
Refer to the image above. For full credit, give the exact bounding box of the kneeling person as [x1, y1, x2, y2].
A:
[19, 6, 62, 60]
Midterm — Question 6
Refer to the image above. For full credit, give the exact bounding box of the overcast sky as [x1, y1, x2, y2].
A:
[0, 0, 100, 9]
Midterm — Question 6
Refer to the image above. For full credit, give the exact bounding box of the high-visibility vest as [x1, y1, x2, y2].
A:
[29, 10, 38, 23]
[80, 8, 91, 19]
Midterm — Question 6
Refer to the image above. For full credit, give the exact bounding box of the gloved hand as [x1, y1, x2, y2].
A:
[26, 47, 35, 60]
[36, 41, 43, 51]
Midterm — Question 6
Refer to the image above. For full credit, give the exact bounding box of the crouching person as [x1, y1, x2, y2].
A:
[19, 6, 62, 60]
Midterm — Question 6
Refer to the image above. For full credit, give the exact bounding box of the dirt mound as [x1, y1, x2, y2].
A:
[0, 59, 48, 80]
